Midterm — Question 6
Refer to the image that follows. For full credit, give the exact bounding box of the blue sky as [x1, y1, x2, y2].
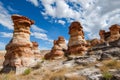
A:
[0, 0, 120, 50]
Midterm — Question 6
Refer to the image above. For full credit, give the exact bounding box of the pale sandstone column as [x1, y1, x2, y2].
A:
[3, 15, 36, 71]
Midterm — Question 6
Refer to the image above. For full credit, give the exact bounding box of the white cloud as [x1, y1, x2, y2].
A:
[58, 20, 65, 25]
[31, 25, 53, 43]
[41, 0, 81, 19]
[32, 32, 53, 42]
[31, 25, 47, 33]
[7, 6, 18, 12]
[39, 46, 50, 50]
[0, 42, 6, 50]
[41, 0, 120, 39]
[0, 32, 13, 38]
[32, 32, 48, 40]
[26, 0, 39, 7]
[0, 2, 13, 30]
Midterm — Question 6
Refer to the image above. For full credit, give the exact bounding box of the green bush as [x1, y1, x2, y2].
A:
[23, 68, 31, 75]
[102, 71, 113, 80]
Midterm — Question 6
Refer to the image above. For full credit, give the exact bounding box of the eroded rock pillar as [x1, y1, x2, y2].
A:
[67, 21, 87, 56]
[3, 15, 37, 73]
[45, 36, 67, 59]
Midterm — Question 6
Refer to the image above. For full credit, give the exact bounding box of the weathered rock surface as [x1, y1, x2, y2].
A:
[91, 38, 101, 47]
[109, 24, 120, 42]
[67, 21, 87, 56]
[45, 36, 67, 59]
[2, 15, 40, 74]
[88, 39, 120, 60]
[32, 42, 41, 58]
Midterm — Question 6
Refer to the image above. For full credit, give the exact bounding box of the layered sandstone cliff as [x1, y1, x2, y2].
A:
[67, 21, 87, 56]
[45, 36, 67, 59]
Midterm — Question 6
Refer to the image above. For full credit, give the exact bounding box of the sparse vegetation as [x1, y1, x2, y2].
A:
[23, 68, 31, 75]
[100, 60, 120, 72]
[105, 60, 120, 69]
[102, 71, 113, 80]
[0, 71, 17, 80]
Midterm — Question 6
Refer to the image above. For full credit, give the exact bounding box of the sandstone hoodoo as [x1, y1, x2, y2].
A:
[109, 24, 120, 42]
[32, 42, 41, 58]
[2, 15, 39, 74]
[67, 21, 87, 56]
[45, 36, 67, 59]
[99, 24, 120, 43]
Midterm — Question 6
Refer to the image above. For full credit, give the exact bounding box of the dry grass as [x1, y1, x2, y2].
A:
[66, 76, 86, 80]
[50, 75, 86, 80]
[100, 60, 120, 72]
[49, 67, 68, 79]
[48, 66, 87, 80]
[0, 71, 17, 80]
[0, 67, 86, 80]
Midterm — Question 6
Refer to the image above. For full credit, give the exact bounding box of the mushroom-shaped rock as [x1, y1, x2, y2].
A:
[67, 21, 87, 56]
[2, 15, 40, 74]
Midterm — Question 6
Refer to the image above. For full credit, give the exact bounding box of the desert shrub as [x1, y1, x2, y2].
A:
[102, 71, 113, 80]
[23, 68, 31, 75]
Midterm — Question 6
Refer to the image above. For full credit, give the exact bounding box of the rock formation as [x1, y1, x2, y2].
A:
[2, 15, 39, 74]
[109, 24, 120, 42]
[90, 38, 101, 46]
[88, 38, 120, 60]
[45, 36, 67, 59]
[32, 42, 41, 58]
[67, 21, 87, 56]
[99, 24, 120, 43]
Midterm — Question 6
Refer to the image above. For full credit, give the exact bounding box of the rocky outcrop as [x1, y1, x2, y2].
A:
[67, 21, 87, 56]
[45, 36, 67, 59]
[99, 24, 120, 43]
[2, 15, 39, 74]
[90, 38, 101, 46]
[90, 24, 120, 47]
[88, 38, 120, 60]
[109, 24, 120, 42]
